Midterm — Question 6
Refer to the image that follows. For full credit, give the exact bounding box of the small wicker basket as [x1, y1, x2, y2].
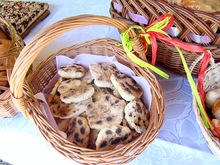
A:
[9, 15, 165, 164]
[110, 0, 220, 78]
[0, 15, 25, 118]
[193, 59, 220, 161]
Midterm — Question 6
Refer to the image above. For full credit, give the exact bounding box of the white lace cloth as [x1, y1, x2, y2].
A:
[0, 0, 220, 164]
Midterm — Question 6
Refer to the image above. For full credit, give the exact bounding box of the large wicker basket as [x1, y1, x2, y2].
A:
[193, 59, 220, 161]
[0, 15, 25, 118]
[110, 0, 220, 78]
[9, 15, 165, 164]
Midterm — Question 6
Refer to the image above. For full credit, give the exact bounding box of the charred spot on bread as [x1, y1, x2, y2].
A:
[80, 127, 85, 135]
[106, 117, 112, 122]
[105, 95, 109, 101]
[100, 140, 107, 148]
[106, 130, 112, 135]
[78, 119, 83, 125]
[96, 120, 102, 125]
[116, 128, 121, 134]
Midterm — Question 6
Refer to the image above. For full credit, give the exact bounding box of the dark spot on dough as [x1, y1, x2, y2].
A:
[50, 101, 57, 105]
[106, 117, 112, 121]
[88, 104, 92, 109]
[78, 120, 83, 125]
[96, 120, 102, 125]
[80, 127, 85, 135]
[71, 120, 76, 127]
[76, 69, 83, 73]
[135, 103, 142, 113]
[132, 79, 137, 85]
[111, 137, 121, 145]
[105, 96, 110, 101]
[98, 75, 104, 81]
[125, 87, 131, 93]
[123, 134, 128, 141]
[116, 128, 121, 134]
[100, 140, 107, 148]
[103, 89, 108, 94]
[74, 133, 83, 143]
[135, 123, 141, 126]
[66, 79, 72, 83]
[121, 83, 125, 87]
[66, 130, 73, 137]
[56, 91, 60, 96]
[106, 130, 112, 135]
[111, 65, 117, 70]
[84, 88, 88, 93]
[115, 100, 119, 104]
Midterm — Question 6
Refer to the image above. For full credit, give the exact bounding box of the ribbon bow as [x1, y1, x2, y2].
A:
[120, 12, 220, 136]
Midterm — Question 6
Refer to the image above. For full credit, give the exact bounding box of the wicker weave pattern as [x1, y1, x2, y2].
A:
[9, 15, 165, 164]
[110, 0, 220, 77]
[0, 15, 25, 118]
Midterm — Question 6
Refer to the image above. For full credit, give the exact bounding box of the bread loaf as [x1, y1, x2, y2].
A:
[163, 0, 220, 13]
[205, 88, 220, 109]
[212, 97, 220, 120]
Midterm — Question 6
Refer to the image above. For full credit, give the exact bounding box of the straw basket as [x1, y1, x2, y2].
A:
[110, 0, 220, 78]
[9, 15, 165, 164]
[193, 58, 220, 160]
[0, 15, 25, 118]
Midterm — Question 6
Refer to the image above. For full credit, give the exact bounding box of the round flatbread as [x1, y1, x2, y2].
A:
[89, 62, 118, 89]
[58, 79, 94, 103]
[124, 99, 149, 133]
[95, 125, 132, 151]
[66, 116, 90, 148]
[58, 63, 86, 78]
[110, 71, 143, 101]
[48, 90, 92, 119]
[86, 93, 126, 130]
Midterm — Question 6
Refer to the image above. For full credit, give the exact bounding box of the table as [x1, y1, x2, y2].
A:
[1, 0, 220, 164]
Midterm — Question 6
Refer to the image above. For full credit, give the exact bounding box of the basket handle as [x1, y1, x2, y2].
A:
[9, 14, 147, 119]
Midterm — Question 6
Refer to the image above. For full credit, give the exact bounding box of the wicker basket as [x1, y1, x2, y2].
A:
[9, 15, 165, 164]
[110, 0, 220, 78]
[0, 15, 25, 118]
[192, 57, 220, 160]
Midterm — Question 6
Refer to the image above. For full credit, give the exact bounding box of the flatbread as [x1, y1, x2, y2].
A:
[58, 79, 94, 103]
[58, 63, 86, 79]
[89, 62, 118, 89]
[86, 94, 126, 130]
[95, 125, 132, 151]
[66, 116, 90, 148]
[111, 71, 143, 101]
[124, 99, 149, 133]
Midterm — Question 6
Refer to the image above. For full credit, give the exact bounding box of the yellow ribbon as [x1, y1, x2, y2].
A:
[120, 26, 169, 79]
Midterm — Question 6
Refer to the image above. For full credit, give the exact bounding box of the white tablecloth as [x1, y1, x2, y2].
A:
[0, 0, 220, 164]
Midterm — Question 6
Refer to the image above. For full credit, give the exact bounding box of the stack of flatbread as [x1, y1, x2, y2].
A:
[48, 62, 149, 151]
